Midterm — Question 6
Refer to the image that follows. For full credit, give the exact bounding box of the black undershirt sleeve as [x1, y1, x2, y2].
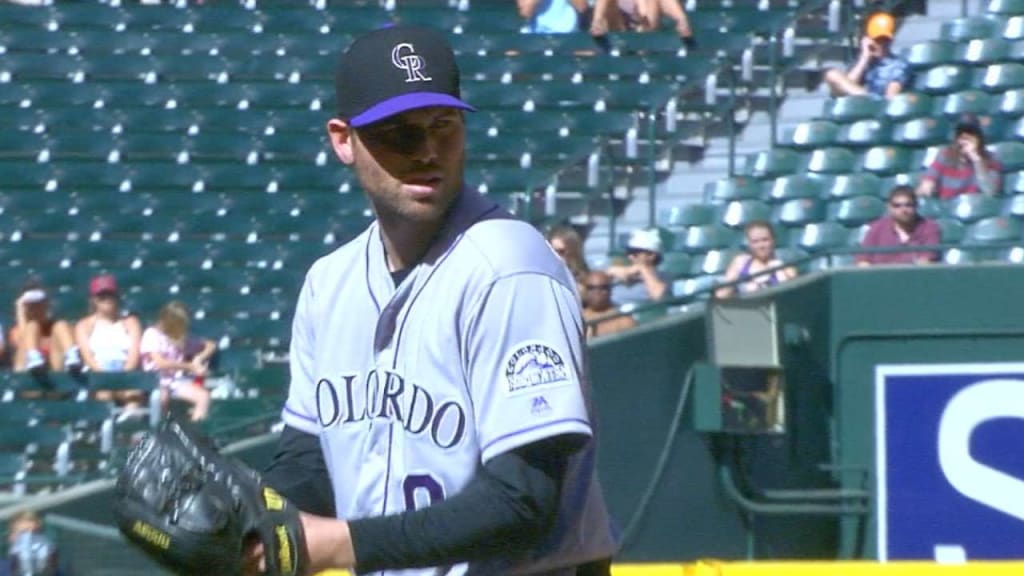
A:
[348, 435, 583, 573]
[263, 425, 336, 518]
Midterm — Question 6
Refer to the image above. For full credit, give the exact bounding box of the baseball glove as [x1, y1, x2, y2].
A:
[113, 418, 307, 576]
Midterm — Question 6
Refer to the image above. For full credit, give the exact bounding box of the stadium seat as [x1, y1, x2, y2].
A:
[988, 0, 1024, 15]
[947, 194, 1002, 223]
[745, 148, 803, 179]
[1006, 16, 1024, 39]
[795, 222, 849, 253]
[774, 198, 825, 228]
[939, 89, 993, 117]
[884, 92, 935, 121]
[941, 16, 1002, 42]
[679, 225, 737, 253]
[824, 172, 883, 199]
[904, 40, 958, 70]
[992, 141, 1024, 171]
[998, 88, 1024, 115]
[861, 146, 914, 176]
[822, 95, 884, 123]
[1005, 171, 1024, 194]
[955, 38, 1012, 65]
[937, 218, 966, 243]
[659, 204, 715, 228]
[914, 65, 973, 94]
[965, 215, 1023, 244]
[671, 275, 718, 301]
[721, 200, 772, 229]
[784, 120, 839, 149]
[689, 249, 738, 277]
[836, 119, 891, 147]
[704, 177, 762, 203]
[806, 147, 858, 174]
[766, 175, 822, 202]
[829, 195, 886, 227]
[659, 252, 693, 280]
[979, 62, 1024, 92]
[893, 117, 952, 147]
[918, 196, 945, 219]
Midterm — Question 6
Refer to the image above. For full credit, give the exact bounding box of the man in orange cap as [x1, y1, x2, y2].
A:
[824, 11, 909, 99]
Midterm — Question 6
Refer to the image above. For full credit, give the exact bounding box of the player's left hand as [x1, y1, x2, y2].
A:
[113, 418, 308, 576]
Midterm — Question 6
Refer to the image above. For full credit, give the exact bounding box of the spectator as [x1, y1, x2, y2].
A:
[606, 227, 669, 303]
[74, 275, 141, 373]
[716, 221, 798, 299]
[518, 0, 589, 33]
[546, 224, 590, 297]
[5, 510, 63, 576]
[590, 0, 694, 44]
[916, 114, 1003, 199]
[8, 279, 80, 374]
[140, 301, 216, 422]
[582, 270, 636, 339]
[857, 185, 941, 266]
[823, 11, 909, 99]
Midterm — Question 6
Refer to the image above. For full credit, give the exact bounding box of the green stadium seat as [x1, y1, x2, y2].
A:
[671, 275, 718, 301]
[823, 173, 883, 199]
[0, 452, 26, 480]
[795, 222, 849, 253]
[955, 38, 1013, 65]
[703, 177, 762, 203]
[884, 93, 935, 121]
[822, 95, 884, 123]
[893, 117, 952, 147]
[659, 204, 715, 228]
[992, 141, 1024, 171]
[679, 225, 737, 253]
[806, 147, 858, 174]
[998, 88, 1024, 115]
[1004, 194, 1024, 218]
[836, 119, 891, 147]
[941, 16, 1003, 42]
[766, 175, 822, 202]
[979, 62, 1024, 91]
[689, 250, 737, 277]
[939, 89, 993, 117]
[829, 195, 886, 227]
[914, 65, 973, 94]
[1006, 171, 1024, 194]
[943, 247, 981, 264]
[720, 200, 772, 229]
[774, 198, 825, 228]
[861, 146, 914, 176]
[1005, 15, 1024, 39]
[988, 0, 1024, 15]
[937, 218, 966, 243]
[966, 215, 1023, 244]
[659, 252, 693, 280]
[947, 194, 1002, 223]
[904, 40, 958, 70]
[917, 196, 943, 219]
[784, 120, 839, 149]
[745, 149, 802, 179]
[0, 424, 67, 452]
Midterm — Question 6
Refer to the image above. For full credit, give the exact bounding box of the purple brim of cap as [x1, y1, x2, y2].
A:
[349, 92, 475, 127]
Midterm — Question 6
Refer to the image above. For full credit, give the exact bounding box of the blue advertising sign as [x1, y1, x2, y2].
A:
[876, 364, 1024, 560]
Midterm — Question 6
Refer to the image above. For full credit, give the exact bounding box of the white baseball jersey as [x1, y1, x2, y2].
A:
[281, 189, 618, 575]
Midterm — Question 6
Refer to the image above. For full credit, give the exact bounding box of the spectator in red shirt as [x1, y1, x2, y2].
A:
[857, 185, 941, 266]
[916, 114, 1003, 199]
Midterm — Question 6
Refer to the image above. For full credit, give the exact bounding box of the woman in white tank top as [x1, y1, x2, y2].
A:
[74, 274, 142, 373]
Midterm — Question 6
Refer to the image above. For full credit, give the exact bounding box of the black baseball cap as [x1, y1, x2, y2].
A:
[955, 113, 983, 135]
[335, 25, 475, 128]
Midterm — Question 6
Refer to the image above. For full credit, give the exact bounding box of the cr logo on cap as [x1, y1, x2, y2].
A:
[391, 43, 432, 83]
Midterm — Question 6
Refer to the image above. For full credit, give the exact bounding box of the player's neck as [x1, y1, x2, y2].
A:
[378, 219, 443, 272]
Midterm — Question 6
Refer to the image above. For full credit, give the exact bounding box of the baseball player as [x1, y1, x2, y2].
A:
[252, 25, 618, 575]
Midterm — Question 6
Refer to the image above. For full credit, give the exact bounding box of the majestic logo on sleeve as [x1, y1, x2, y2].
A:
[315, 370, 466, 449]
[504, 342, 571, 394]
[391, 43, 432, 82]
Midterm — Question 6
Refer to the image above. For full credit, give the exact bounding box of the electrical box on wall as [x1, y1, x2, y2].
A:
[692, 298, 786, 434]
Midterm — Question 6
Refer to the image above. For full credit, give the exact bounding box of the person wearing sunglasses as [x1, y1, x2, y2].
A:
[582, 270, 636, 339]
[857, 185, 941, 266]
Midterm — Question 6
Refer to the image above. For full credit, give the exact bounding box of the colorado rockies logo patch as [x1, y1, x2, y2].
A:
[504, 342, 571, 394]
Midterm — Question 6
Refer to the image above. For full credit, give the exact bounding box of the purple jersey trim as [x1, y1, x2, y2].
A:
[283, 403, 318, 424]
[350, 92, 475, 127]
[480, 418, 592, 455]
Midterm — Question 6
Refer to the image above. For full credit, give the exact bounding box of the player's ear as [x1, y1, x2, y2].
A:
[326, 118, 355, 165]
